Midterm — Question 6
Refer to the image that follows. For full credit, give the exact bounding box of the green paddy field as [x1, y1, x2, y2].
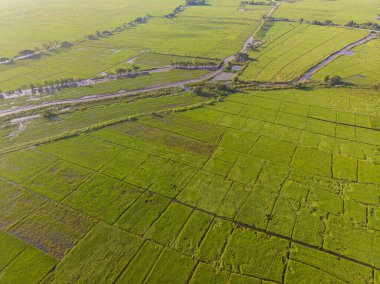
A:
[1, 0, 380, 283]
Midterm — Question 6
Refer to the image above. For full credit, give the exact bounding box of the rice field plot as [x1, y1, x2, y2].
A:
[0, 148, 57, 184]
[0, 0, 183, 57]
[312, 37, 380, 85]
[10, 200, 97, 258]
[0, 230, 57, 284]
[239, 22, 368, 82]
[275, 0, 380, 25]
[1, 87, 380, 282]
[22, 160, 93, 201]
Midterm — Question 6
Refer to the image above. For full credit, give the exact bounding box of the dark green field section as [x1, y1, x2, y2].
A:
[0, 88, 380, 283]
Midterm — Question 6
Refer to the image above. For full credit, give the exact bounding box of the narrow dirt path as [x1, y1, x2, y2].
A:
[297, 31, 378, 82]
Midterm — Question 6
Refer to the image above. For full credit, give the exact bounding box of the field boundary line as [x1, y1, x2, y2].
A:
[111, 239, 147, 284]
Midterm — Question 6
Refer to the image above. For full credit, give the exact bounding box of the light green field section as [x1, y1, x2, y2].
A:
[0, 0, 182, 57]
[275, 0, 380, 24]
[0, 87, 379, 282]
[239, 22, 367, 82]
[312, 37, 380, 84]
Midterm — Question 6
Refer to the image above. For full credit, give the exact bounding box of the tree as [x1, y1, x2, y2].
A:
[18, 50, 35, 57]
[0, 57, 10, 64]
[323, 75, 330, 83]
[186, 0, 206, 6]
[330, 75, 343, 86]
[236, 52, 249, 62]
[115, 68, 127, 75]
[61, 41, 73, 48]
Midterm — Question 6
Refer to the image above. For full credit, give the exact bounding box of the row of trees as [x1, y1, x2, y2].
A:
[185, 0, 206, 6]
[323, 75, 343, 86]
[115, 65, 141, 76]
[171, 61, 220, 70]
[345, 20, 379, 31]
[298, 18, 380, 31]
[86, 15, 149, 40]
[0, 40, 69, 64]
[192, 82, 233, 98]
[165, 5, 185, 18]
[266, 16, 290, 22]
[240, 1, 274, 6]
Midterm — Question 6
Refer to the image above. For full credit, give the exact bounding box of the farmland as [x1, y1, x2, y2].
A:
[1, 0, 380, 282]
[0, 0, 269, 92]
[0, 0, 183, 57]
[1, 86, 380, 282]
